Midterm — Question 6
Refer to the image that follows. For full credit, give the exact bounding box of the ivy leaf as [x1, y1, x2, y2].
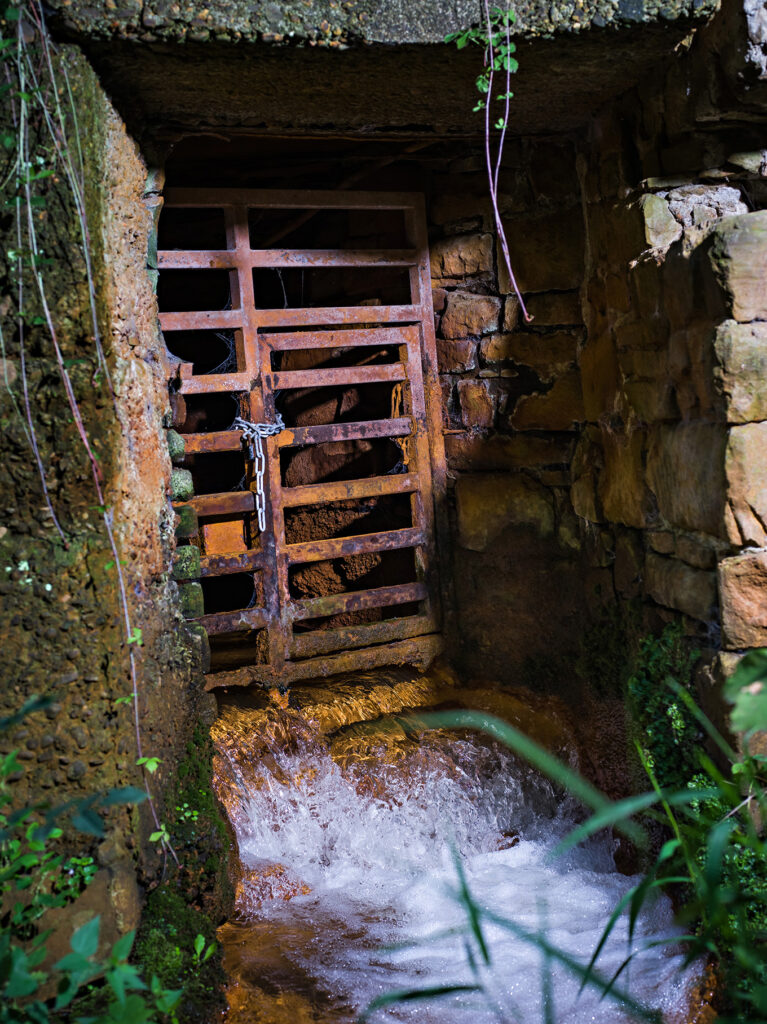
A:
[726, 649, 767, 737]
[70, 915, 100, 958]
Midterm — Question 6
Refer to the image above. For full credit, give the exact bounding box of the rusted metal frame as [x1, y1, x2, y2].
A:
[159, 308, 241, 332]
[405, 200, 448, 632]
[256, 306, 419, 328]
[277, 418, 411, 448]
[292, 581, 428, 622]
[204, 633, 443, 690]
[268, 363, 406, 391]
[182, 431, 243, 455]
[181, 416, 412, 454]
[285, 526, 425, 566]
[254, 325, 294, 677]
[164, 187, 423, 211]
[174, 491, 255, 517]
[400, 329, 441, 631]
[158, 249, 418, 270]
[230, 203, 288, 672]
[200, 550, 266, 576]
[263, 327, 414, 352]
[290, 613, 435, 660]
[280, 473, 419, 509]
[199, 607, 268, 635]
[178, 371, 251, 395]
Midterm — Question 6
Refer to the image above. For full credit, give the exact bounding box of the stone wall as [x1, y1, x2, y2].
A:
[573, 0, 767, 674]
[0, 42, 212, 955]
[425, 143, 591, 684]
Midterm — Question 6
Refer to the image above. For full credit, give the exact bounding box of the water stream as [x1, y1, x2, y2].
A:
[211, 670, 698, 1024]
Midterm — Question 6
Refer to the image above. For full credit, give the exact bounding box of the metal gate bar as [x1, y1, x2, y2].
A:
[159, 188, 446, 688]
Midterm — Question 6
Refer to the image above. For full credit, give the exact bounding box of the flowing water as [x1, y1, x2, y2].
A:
[211, 670, 699, 1024]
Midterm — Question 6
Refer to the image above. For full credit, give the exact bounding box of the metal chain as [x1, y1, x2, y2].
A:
[233, 413, 285, 533]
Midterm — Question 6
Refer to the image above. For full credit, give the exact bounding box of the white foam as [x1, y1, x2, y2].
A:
[224, 734, 695, 1022]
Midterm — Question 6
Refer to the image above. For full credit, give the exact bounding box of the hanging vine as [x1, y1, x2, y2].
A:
[1, 0, 176, 866]
[446, 3, 533, 322]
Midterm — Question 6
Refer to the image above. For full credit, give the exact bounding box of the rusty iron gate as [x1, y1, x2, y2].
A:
[158, 188, 446, 687]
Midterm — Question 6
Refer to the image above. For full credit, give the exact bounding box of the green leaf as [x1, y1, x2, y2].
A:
[112, 930, 136, 963]
[102, 786, 147, 807]
[194, 933, 205, 958]
[5, 947, 41, 998]
[136, 756, 160, 774]
[70, 915, 100, 958]
[360, 985, 481, 1021]
[726, 649, 767, 736]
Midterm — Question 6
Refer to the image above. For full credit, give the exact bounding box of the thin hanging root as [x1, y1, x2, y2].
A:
[10, 4, 178, 864]
[481, 0, 532, 324]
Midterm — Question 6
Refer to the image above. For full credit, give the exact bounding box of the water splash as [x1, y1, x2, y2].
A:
[213, 685, 697, 1024]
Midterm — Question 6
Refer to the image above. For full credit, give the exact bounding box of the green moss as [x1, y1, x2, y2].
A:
[134, 889, 225, 1023]
[626, 622, 700, 790]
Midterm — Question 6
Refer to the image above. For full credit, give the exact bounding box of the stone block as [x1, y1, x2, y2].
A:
[457, 379, 495, 429]
[571, 429, 603, 524]
[524, 290, 582, 326]
[174, 504, 199, 539]
[598, 426, 654, 529]
[178, 581, 204, 619]
[503, 296, 521, 331]
[714, 320, 767, 423]
[674, 535, 718, 571]
[170, 468, 193, 502]
[614, 529, 644, 597]
[455, 473, 555, 551]
[708, 210, 767, 322]
[720, 551, 767, 648]
[499, 208, 585, 293]
[166, 429, 185, 463]
[725, 423, 767, 547]
[580, 332, 622, 421]
[646, 422, 727, 537]
[431, 194, 491, 230]
[648, 530, 675, 555]
[511, 370, 584, 430]
[668, 320, 718, 420]
[430, 233, 493, 281]
[441, 291, 501, 339]
[186, 622, 211, 673]
[437, 338, 477, 373]
[445, 433, 574, 473]
[487, 331, 578, 379]
[172, 544, 201, 581]
[639, 193, 683, 251]
[645, 553, 717, 622]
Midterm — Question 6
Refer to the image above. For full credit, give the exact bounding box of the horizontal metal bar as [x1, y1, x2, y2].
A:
[158, 251, 237, 270]
[182, 431, 244, 454]
[200, 550, 266, 576]
[281, 472, 418, 508]
[174, 491, 254, 517]
[159, 309, 242, 331]
[269, 363, 406, 390]
[178, 372, 251, 395]
[277, 418, 411, 448]
[204, 634, 443, 690]
[263, 326, 417, 351]
[256, 306, 419, 327]
[199, 607, 268, 634]
[164, 187, 422, 211]
[159, 249, 418, 269]
[292, 581, 427, 621]
[286, 527, 424, 566]
[290, 614, 435, 659]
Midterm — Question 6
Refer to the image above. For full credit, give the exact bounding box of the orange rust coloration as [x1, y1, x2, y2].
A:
[160, 189, 447, 687]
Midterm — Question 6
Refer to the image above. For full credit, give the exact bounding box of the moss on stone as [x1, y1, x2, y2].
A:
[134, 888, 225, 1023]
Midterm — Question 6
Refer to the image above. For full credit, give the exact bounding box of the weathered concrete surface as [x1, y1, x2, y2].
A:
[47, 0, 719, 44]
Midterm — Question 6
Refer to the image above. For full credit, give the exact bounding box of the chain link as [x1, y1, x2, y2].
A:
[233, 414, 285, 533]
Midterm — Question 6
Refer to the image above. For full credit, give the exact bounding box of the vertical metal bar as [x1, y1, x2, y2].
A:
[405, 199, 451, 634]
[231, 204, 286, 676]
